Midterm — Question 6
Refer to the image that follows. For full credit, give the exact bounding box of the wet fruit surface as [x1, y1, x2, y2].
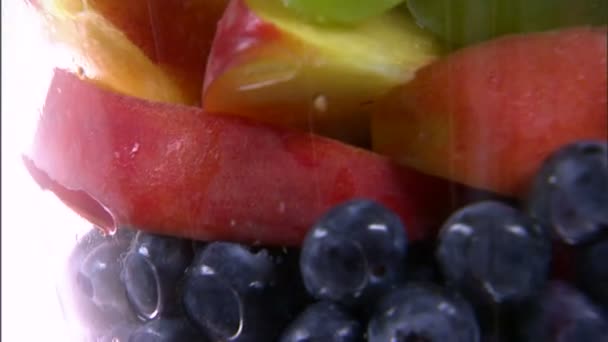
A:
[516, 282, 608, 341]
[368, 284, 480, 342]
[183, 242, 282, 341]
[527, 141, 608, 245]
[300, 199, 408, 309]
[16, 0, 608, 339]
[437, 201, 551, 305]
[279, 301, 364, 342]
[61, 158, 607, 341]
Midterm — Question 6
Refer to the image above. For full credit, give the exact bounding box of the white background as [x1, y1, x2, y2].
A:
[2, 1, 91, 340]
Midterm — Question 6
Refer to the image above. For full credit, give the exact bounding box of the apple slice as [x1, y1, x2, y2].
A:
[32, 0, 228, 104]
[203, 0, 441, 145]
[24, 68, 460, 246]
[372, 26, 607, 196]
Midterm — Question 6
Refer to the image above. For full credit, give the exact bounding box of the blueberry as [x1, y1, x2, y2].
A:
[527, 141, 608, 245]
[122, 232, 192, 320]
[72, 238, 137, 333]
[129, 318, 207, 342]
[67, 227, 135, 285]
[579, 239, 608, 308]
[59, 227, 136, 335]
[437, 201, 551, 305]
[300, 199, 408, 309]
[368, 283, 480, 342]
[182, 242, 279, 341]
[516, 281, 608, 341]
[122, 252, 162, 321]
[279, 301, 364, 342]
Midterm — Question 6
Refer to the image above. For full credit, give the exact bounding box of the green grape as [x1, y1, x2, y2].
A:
[282, 0, 406, 24]
[406, 0, 608, 47]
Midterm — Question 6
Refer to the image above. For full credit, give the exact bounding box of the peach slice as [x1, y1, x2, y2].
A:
[24, 68, 464, 245]
[372, 27, 607, 196]
[32, 0, 228, 104]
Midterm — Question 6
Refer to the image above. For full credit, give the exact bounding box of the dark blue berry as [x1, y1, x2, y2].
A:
[182, 242, 278, 341]
[129, 318, 207, 342]
[71, 235, 136, 332]
[60, 227, 136, 335]
[437, 201, 551, 305]
[579, 239, 608, 308]
[300, 199, 408, 309]
[123, 252, 162, 321]
[527, 141, 608, 245]
[122, 232, 192, 320]
[368, 284, 480, 342]
[280, 301, 364, 342]
[516, 281, 608, 341]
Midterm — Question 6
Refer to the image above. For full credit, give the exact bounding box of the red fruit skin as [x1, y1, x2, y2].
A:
[24, 69, 460, 246]
[373, 26, 608, 196]
[90, 0, 229, 101]
[203, 0, 281, 93]
[26, 0, 229, 104]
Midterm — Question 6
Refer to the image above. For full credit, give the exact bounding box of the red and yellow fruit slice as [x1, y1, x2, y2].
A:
[24, 69, 462, 246]
[203, 0, 441, 145]
[32, 0, 228, 104]
[372, 26, 607, 196]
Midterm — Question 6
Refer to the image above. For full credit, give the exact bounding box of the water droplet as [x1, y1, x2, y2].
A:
[230, 219, 237, 227]
[129, 142, 140, 157]
[76, 66, 86, 79]
[105, 225, 118, 236]
[313, 94, 328, 113]
[277, 201, 286, 213]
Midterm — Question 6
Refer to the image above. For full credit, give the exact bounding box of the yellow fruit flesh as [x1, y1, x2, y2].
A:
[204, 0, 441, 145]
[248, 0, 441, 85]
[37, 0, 192, 104]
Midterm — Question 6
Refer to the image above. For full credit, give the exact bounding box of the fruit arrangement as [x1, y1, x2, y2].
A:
[22, 0, 607, 341]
